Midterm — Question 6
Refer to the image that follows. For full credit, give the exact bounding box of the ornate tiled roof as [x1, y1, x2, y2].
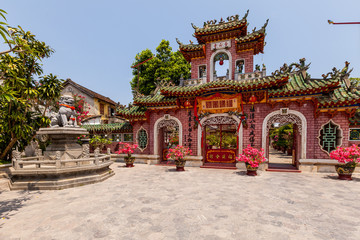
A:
[191, 11, 249, 43]
[81, 122, 132, 133]
[116, 106, 147, 120]
[133, 94, 177, 106]
[176, 41, 205, 51]
[160, 75, 289, 97]
[269, 74, 340, 98]
[317, 87, 360, 109]
[235, 19, 268, 54]
[193, 11, 248, 35]
[176, 39, 205, 62]
[235, 20, 267, 43]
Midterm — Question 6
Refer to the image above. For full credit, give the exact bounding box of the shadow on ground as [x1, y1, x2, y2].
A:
[322, 175, 360, 182]
[0, 190, 41, 228]
[234, 171, 248, 176]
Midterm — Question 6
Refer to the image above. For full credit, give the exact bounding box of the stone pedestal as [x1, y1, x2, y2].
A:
[37, 127, 89, 160]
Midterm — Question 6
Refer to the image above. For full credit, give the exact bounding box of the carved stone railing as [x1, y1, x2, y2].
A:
[12, 152, 111, 170]
[234, 69, 266, 81]
[180, 77, 207, 86]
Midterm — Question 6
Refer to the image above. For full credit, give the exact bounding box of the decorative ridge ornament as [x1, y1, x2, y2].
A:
[176, 38, 183, 46]
[262, 19, 269, 29]
[191, 23, 198, 30]
[227, 14, 239, 22]
[272, 58, 311, 77]
[322, 61, 353, 90]
[242, 9, 249, 20]
[202, 10, 248, 28]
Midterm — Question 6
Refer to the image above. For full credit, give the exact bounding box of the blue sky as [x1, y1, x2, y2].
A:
[1, 0, 360, 104]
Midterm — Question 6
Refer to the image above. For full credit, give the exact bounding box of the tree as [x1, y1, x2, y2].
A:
[0, 10, 63, 161]
[130, 40, 190, 95]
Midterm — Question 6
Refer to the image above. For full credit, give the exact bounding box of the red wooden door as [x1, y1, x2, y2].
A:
[204, 124, 237, 164]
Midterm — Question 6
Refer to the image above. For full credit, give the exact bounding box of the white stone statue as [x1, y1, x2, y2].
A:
[51, 95, 78, 128]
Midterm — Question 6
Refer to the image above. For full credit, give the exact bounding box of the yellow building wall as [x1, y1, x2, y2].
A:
[93, 98, 116, 122]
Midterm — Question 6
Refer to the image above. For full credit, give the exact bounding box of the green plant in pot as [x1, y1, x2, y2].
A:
[90, 135, 112, 152]
[330, 145, 360, 180]
[116, 142, 138, 167]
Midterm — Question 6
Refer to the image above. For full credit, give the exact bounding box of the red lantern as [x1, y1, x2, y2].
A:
[184, 99, 191, 108]
[219, 57, 224, 65]
[249, 95, 257, 104]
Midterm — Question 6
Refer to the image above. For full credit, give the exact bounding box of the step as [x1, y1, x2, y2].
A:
[200, 165, 238, 170]
[266, 168, 301, 173]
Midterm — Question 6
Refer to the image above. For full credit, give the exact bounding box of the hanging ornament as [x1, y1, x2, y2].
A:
[219, 57, 224, 65]
[249, 94, 257, 111]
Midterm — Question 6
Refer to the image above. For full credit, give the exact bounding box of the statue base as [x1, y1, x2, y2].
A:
[37, 127, 89, 160]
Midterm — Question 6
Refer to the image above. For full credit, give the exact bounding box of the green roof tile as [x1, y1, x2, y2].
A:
[81, 122, 132, 133]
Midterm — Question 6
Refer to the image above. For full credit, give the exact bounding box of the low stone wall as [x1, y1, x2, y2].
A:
[10, 153, 114, 190]
[299, 159, 360, 173]
[111, 154, 203, 167]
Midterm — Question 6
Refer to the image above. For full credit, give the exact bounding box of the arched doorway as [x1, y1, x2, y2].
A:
[154, 115, 183, 164]
[156, 119, 180, 163]
[200, 115, 240, 168]
[262, 109, 307, 169]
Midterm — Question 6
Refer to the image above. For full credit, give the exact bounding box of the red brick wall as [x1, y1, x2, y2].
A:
[130, 101, 350, 160]
[191, 58, 206, 79]
[242, 101, 350, 159]
[131, 109, 199, 156]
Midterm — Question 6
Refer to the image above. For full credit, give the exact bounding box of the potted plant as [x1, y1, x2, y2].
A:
[90, 135, 112, 152]
[116, 142, 138, 167]
[330, 144, 360, 180]
[236, 145, 266, 176]
[166, 145, 192, 171]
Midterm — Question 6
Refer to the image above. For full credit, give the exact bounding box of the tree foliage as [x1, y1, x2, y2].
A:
[130, 40, 190, 95]
[90, 135, 112, 150]
[0, 9, 63, 160]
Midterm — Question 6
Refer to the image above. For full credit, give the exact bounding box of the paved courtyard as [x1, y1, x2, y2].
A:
[1, 162, 360, 240]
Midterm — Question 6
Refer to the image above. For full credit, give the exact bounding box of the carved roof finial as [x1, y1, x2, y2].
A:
[191, 23, 198, 30]
[176, 38, 183, 46]
[262, 19, 269, 29]
[243, 9, 249, 19]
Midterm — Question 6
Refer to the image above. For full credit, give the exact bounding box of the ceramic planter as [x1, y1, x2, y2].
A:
[124, 156, 135, 168]
[245, 162, 258, 176]
[175, 159, 186, 171]
[335, 162, 356, 180]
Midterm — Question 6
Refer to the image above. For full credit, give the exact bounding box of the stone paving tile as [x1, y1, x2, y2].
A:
[269, 148, 292, 164]
[0, 163, 360, 240]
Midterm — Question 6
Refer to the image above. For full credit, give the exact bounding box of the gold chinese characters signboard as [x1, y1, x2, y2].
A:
[197, 93, 242, 114]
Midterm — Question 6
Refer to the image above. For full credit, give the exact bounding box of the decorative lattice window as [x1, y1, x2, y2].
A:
[318, 120, 342, 154]
[123, 134, 133, 142]
[137, 127, 148, 151]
